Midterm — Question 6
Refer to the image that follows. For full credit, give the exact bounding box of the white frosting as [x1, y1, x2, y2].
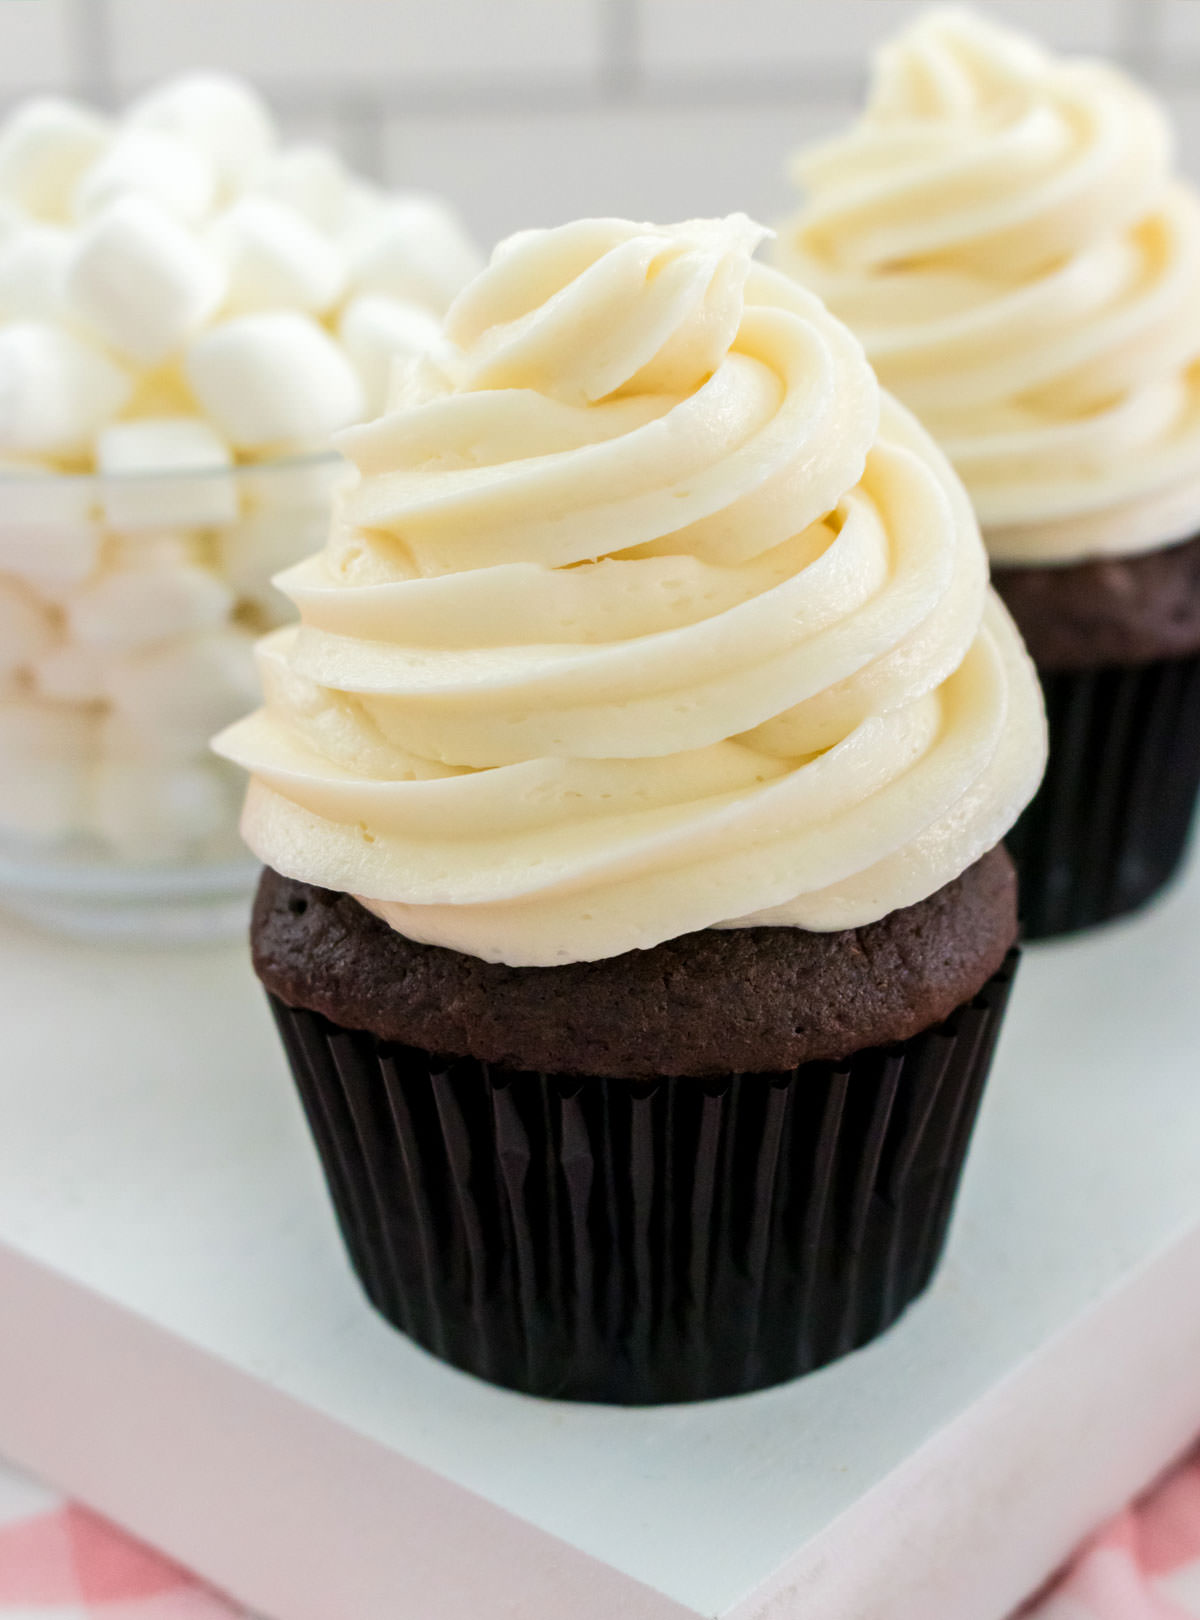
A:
[777, 8, 1200, 564]
[215, 215, 1046, 966]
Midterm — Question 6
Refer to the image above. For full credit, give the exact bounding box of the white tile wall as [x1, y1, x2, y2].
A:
[0, 0, 76, 91]
[0, 0, 1191, 243]
[385, 102, 850, 250]
[1165, 89, 1200, 175]
[639, 0, 1124, 82]
[105, 0, 603, 94]
[1164, 0, 1200, 53]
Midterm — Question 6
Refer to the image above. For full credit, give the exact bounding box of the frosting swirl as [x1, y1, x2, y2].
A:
[777, 8, 1200, 564]
[215, 215, 1044, 966]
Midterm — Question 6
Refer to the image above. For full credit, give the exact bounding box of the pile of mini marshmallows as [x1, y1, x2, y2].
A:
[0, 74, 479, 865]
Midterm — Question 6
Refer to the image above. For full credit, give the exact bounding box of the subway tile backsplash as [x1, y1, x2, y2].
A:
[0, 0, 1186, 250]
[1164, 0, 1200, 57]
[383, 102, 848, 247]
[0, 0, 77, 92]
[638, 0, 1123, 84]
[105, 0, 603, 96]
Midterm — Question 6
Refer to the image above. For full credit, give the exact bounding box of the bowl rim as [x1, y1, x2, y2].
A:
[0, 447, 342, 488]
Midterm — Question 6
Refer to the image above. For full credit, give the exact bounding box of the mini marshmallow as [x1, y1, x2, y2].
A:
[104, 531, 205, 571]
[0, 697, 95, 842]
[0, 98, 109, 220]
[347, 193, 481, 314]
[339, 293, 443, 414]
[0, 461, 104, 596]
[90, 756, 234, 860]
[252, 145, 356, 235]
[66, 559, 233, 653]
[0, 322, 132, 455]
[100, 707, 193, 762]
[0, 199, 26, 249]
[34, 639, 110, 703]
[104, 626, 260, 746]
[65, 196, 227, 365]
[212, 196, 345, 317]
[73, 128, 216, 227]
[0, 575, 57, 679]
[0, 223, 73, 321]
[127, 74, 277, 195]
[186, 312, 365, 451]
[95, 416, 237, 529]
[0, 458, 97, 527]
[0, 529, 103, 599]
[121, 359, 198, 419]
[0, 694, 95, 755]
[339, 181, 387, 245]
[35, 638, 110, 703]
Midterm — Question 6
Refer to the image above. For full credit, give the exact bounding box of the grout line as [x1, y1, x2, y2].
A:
[599, 0, 641, 102]
[8, 35, 1200, 131]
[1138, 56, 1200, 92]
[1119, 0, 1165, 79]
[68, 0, 115, 107]
[0, 67, 866, 125]
[33, 76, 619, 122]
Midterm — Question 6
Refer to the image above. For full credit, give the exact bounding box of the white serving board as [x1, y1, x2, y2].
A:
[1, 852, 1199, 1620]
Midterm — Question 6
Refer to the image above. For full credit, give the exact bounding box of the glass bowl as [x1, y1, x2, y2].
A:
[0, 452, 341, 943]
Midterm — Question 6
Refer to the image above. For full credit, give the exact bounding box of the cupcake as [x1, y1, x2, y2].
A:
[215, 215, 1045, 1403]
[777, 7, 1200, 938]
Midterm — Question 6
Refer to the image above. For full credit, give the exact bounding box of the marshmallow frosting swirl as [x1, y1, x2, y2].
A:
[215, 215, 1044, 966]
[777, 8, 1200, 564]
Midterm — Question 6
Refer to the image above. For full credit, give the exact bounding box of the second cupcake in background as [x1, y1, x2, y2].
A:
[216, 214, 1046, 1402]
[778, 7, 1200, 938]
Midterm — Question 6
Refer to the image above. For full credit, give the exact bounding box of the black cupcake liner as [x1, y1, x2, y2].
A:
[1005, 654, 1200, 940]
[270, 951, 1017, 1405]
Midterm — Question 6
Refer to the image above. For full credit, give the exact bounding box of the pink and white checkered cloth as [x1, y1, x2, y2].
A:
[0, 1460, 247, 1618]
[1024, 1448, 1200, 1620]
[1, 1446, 1199, 1619]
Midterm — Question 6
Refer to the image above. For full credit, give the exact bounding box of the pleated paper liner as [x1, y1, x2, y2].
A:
[270, 950, 1017, 1405]
[1005, 654, 1200, 941]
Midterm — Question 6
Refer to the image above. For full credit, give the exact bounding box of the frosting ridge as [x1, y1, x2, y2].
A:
[215, 215, 1044, 965]
[777, 7, 1200, 564]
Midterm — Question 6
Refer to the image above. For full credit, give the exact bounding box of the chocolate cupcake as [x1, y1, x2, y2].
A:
[216, 215, 1045, 1402]
[777, 8, 1200, 937]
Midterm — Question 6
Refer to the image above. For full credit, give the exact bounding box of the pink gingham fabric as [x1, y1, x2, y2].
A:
[0, 1459, 247, 1618]
[1024, 1447, 1200, 1620]
[1, 1447, 1199, 1619]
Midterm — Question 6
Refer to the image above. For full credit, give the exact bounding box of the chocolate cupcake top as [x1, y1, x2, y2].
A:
[215, 214, 1044, 966]
[777, 8, 1200, 567]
